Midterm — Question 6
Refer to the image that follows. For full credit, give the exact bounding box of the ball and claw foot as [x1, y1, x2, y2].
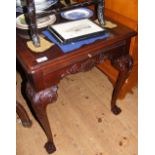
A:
[22, 120, 32, 128]
[111, 105, 122, 115]
[44, 141, 56, 154]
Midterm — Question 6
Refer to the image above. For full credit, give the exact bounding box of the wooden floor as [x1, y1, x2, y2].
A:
[16, 67, 138, 155]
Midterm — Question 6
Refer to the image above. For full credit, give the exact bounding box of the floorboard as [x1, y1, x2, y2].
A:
[16, 67, 138, 155]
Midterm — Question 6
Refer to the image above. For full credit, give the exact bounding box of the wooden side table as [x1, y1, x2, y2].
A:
[17, 18, 136, 153]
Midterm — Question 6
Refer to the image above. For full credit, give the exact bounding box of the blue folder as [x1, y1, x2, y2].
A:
[42, 30, 110, 53]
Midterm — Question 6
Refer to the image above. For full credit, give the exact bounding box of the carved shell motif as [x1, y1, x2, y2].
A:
[61, 59, 96, 78]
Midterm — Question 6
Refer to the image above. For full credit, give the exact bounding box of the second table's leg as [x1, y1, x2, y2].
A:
[26, 82, 58, 154]
[64, 0, 71, 5]
[16, 101, 32, 127]
[111, 55, 133, 115]
[97, 0, 105, 26]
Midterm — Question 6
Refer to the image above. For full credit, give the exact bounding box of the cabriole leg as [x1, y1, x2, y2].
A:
[26, 82, 58, 154]
[111, 55, 133, 115]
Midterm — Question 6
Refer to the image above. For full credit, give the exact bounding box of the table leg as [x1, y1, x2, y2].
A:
[97, 0, 105, 26]
[111, 55, 133, 115]
[16, 101, 32, 127]
[26, 82, 58, 154]
[64, 0, 70, 5]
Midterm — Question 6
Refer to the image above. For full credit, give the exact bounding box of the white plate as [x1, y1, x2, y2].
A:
[16, 14, 56, 30]
[61, 8, 93, 20]
[16, 0, 47, 6]
[16, 0, 58, 12]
